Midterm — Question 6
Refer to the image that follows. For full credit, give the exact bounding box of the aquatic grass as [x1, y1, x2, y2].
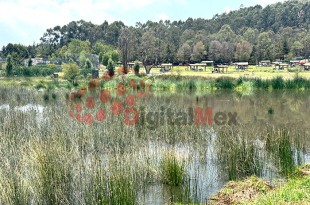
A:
[216, 127, 264, 180]
[215, 77, 235, 89]
[161, 151, 186, 186]
[278, 131, 295, 177]
[33, 143, 74, 205]
[0, 85, 309, 204]
[271, 76, 285, 89]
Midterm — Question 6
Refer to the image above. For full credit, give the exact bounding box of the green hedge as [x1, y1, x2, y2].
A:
[13, 65, 60, 77]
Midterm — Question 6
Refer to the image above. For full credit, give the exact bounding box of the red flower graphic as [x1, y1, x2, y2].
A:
[85, 96, 96, 109]
[76, 102, 83, 112]
[129, 79, 137, 90]
[124, 107, 139, 125]
[76, 114, 83, 122]
[69, 111, 74, 118]
[137, 90, 144, 99]
[67, 78, 151, 125]
[77, 87, 87, 98]
[140, 80, 145, 89]
[99, 89, 111, 104]
[96, 109, 106, 122]
[116, 83, 126, 96]
[84, 113, 94, 125]
[110, 100, 124, 115]
[125, 95, 136, 106]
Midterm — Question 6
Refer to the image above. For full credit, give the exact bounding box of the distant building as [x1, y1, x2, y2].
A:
[259, 60, 271, 66]
[86, 54, 99, 68]
[24, 57, 50, 66]
[234, 62, 249, 70]
[290, 60, 300, 66]
[302, 63, 310, 71]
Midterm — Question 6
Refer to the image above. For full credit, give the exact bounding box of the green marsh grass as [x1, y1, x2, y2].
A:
[161, 151, 185, 186]
[0, 85, 309, 204]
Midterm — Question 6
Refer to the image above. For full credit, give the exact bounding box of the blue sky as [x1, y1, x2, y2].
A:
[0, 0, 285, 47]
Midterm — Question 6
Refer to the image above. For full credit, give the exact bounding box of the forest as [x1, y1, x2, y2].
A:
[1, 0, 310, 68]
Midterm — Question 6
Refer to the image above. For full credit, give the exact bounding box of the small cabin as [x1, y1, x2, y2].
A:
[53, 73, 59, 79]
[188, 63, 208, 71]
[127, 61, 143, 69]
[303, 63, 310, 71]
[274, 63, 289, 70]
[290, 60, 300, 67]
[259, 60, 271, 67]
[160, 63, 173, 72]
[235, 62, 249, 70]
[201, 61, 214, 67]
[213, 65, 228, 73]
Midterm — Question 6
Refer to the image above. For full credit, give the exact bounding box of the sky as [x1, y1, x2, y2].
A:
[0, 0, 286, 47]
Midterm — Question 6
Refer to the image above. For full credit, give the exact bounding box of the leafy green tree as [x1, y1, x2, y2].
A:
[60, 39, 91, 62]
[92, 42, 113, 55]
[78, 50, 87, 67]
[191, 41, 206, 62]
[291, 41, 304, 57]
[85, 59, 92, 69]
[243, 28, 258, 45]
[257, 32, 273, 61]
[234, 40, 253, 62]
[140, 30, 158, 74]
[102, 53, 110, 66]
[282, 38, 290, 60]
[177, 43, 191, 62]
[118, 28, 130, 68]
[2, 43, 29, 66]
[208, 41, 222, 63]
[180, 29, 195, 45]
[110, 50, 120, 63]
[6, 55, 13, 76]
[216, 24, 236, 42]
[62, 62, 80, 84]
[165, 44, 174, 63]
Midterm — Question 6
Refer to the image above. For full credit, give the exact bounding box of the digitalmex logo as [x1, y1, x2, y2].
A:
[66, 73, 151, 126]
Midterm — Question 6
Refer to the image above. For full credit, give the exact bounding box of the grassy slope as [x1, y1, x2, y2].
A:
[209, 165, 310, 205]
[247, 175, 310, 204]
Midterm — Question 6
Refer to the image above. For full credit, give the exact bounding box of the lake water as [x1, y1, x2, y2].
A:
[1, 89, 309, 204]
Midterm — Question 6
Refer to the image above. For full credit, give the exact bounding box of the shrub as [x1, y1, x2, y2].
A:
[107, 58, 115, 77]
[62, 62, 80, 84]
[133, 61, 140, 75]
[43, 93, 49, 101]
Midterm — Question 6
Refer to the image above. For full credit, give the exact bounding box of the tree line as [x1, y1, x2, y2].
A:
[1, 0, 309, 73]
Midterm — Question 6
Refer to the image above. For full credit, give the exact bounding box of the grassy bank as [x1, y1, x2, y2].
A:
[209, 165, 310, 205]
[2, 72, 310, 93]
[152, 75, 310, 92]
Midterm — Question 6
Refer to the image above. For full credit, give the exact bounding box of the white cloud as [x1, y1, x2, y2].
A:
[0, 0, 157, 46]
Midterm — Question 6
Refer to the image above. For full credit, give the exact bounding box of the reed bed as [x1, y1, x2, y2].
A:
[0, 85, 308, 204]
